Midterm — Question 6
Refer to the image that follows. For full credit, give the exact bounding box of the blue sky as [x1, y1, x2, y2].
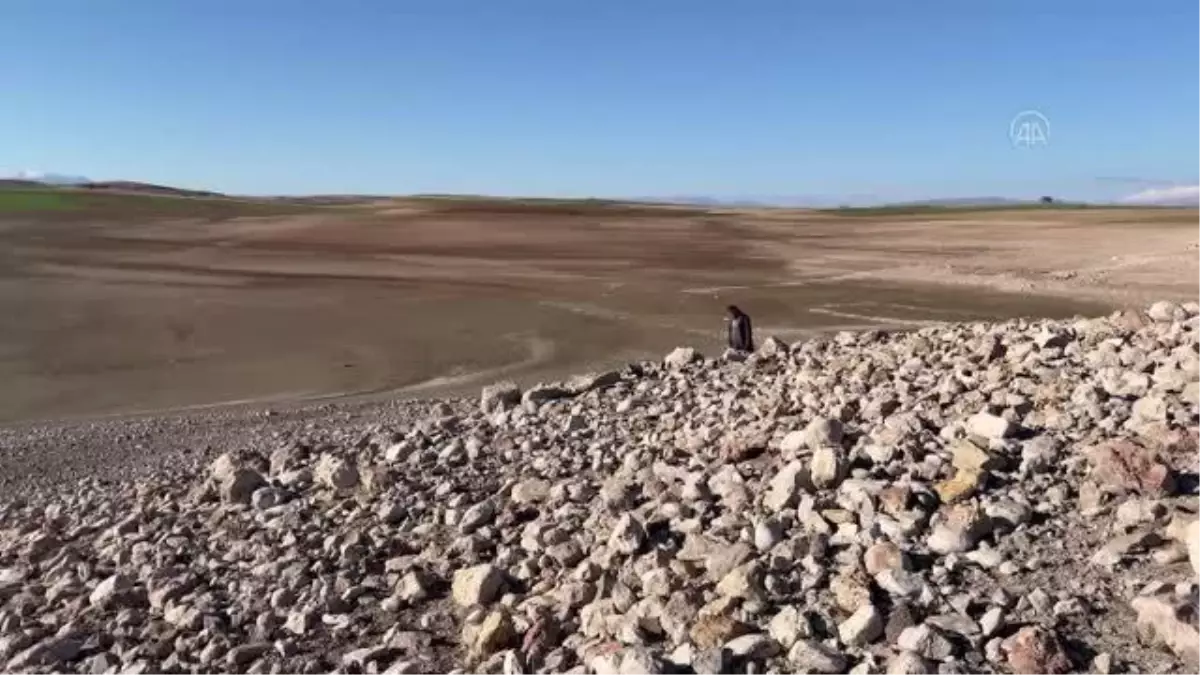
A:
[3, 0, 1197, 202]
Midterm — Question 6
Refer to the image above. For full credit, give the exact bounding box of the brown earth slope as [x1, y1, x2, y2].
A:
[0, 195, 1194, 422]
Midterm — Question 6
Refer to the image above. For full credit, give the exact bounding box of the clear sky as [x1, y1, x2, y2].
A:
[3, 0, 1197, 202]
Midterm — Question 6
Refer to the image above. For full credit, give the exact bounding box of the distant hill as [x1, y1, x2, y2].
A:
[77, 181, 226, 199]
[884, 197, 1030, 207]
[3, 173, 228, 199]
[634, 196, 773, 207]
[0, 179, 47, 189]
[632, 196, 1049, 208]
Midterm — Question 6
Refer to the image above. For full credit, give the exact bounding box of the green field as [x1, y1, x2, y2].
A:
[0, 188, 321, 219]
[0, 190, 80, 211]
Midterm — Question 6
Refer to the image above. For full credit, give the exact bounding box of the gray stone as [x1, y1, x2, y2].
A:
[6, 637, 82, 670]
[607, 514, 646, 555]
[459, 500, 496, 533]
[787, 639, 847, 673]
[222, 468, 267, 504]
[896, 624, 955, 661]
[724, 633, 780, 660]
[804, 417, 845, 449]
[887, 651, 933, 675]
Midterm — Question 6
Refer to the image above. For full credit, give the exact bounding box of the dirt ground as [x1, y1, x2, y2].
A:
[0, 199, 1194, 423]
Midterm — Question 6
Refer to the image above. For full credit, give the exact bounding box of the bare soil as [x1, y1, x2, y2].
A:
[0, 201, 1194, 423]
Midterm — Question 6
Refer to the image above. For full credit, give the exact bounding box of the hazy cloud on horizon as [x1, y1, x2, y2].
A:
[1120, 184, 1200, 206]
[8, 170, 90, 185]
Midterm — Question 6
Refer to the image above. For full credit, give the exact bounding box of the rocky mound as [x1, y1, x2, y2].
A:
[1, 302, 1198, 674]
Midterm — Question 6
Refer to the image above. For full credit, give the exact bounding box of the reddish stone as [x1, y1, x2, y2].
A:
[1003, 626, 1072, 674]
[878, 485, 912, 515]
[1084, 439, 1176, 495]
[1158, 427, 1200, 470]
[521, 615, 562, 666]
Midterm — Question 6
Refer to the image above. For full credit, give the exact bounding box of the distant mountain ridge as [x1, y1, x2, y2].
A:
[634, 195, 1036, 208]
[80, 181, 225, 198]
[3, 173, 226, 199]
[883, 197, 1029, 207]
[6, 172, 1197, 207]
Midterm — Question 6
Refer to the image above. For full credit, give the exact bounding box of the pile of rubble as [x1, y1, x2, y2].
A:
[1, 301, 1197, 674]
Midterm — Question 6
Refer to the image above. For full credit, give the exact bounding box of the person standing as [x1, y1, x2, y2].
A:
[726, 305, 754, 352]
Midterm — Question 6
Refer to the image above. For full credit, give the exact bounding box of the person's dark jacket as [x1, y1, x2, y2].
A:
[728, 312, 754, 352]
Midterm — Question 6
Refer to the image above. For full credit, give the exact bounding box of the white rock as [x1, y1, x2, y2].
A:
[768, 606, 811, 649]
[764, 461, 805, 510]
[377, 501, 406, 524]
[1131, 593, 1200, 665]
[664, 347, 700, 368]
[809, 446, 845, 490]
[607, 514, 646, 555]
[208, 452, 240, 483]
[1188, 519, 1200, 576]
[803, 417, 844, 449]
[284, 610, 314, 636]
[838, 604, 883, 646]
[88, 574, 132, 607]
[754, 520, 783, 552]
[384, 658, 427, 672]
[979, 607, 1004, 637]
[780, 431, 807, 454]
[1147, 300, 1181, 322]
[481, 381, 521, 413]
[452, 564, 504, 607]
[716, 563, 763, 600]
[315, 454, 360, 492]
[617, 646, 666, 674]
[896, 624, 955, 661]
[724, 633, 780, 660]
[459, 500, 496, 533]
[511, 478, 550, 504]
[966, 412, 1015, 440]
